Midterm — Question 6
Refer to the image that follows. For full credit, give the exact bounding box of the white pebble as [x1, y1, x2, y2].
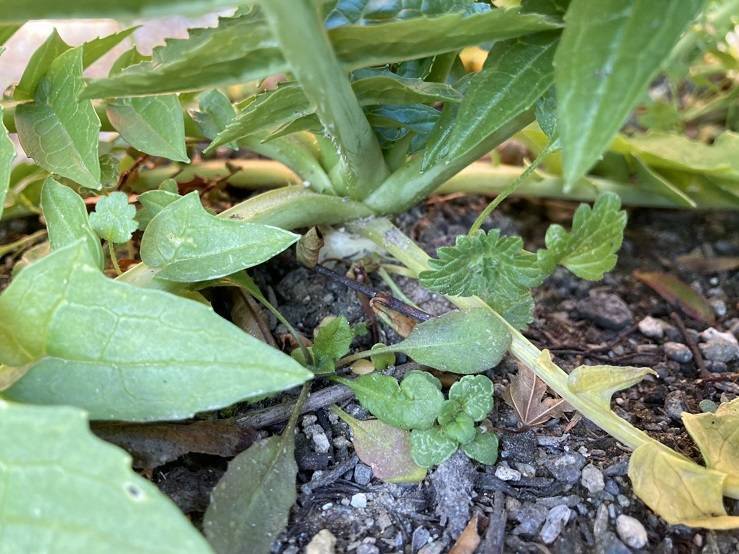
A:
[616, 514, 648, 549]
[495, 463, 522, 482]
[351, 493, 368, 509]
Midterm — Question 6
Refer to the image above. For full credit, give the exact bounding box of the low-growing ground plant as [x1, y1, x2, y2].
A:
[1, 0, 738, 551]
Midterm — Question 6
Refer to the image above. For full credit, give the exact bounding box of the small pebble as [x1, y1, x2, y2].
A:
[540, 505, 571, 544]
[548, 452, 586, 484]
[700, 328, 738, 345]
[354, 463, 373, 486]
[356, 545, 380, 554]
[638, 316, 664, 339]
[577, 292, 633, 330]
[514, 462, 536, 478]
[664, 390, 688, 422]
[581, 464, 605, 494]
[709, 299, 727, 317]
[495, 463, 522, 482]
[311, 432, 331, 453]
[411, 527, 431, 551]
[513, 503, 549, 536]
[616, 515, 648, 549]
[351, 493, 368, 509]
[664, 342, 693, 363]
[700, 339, 739, 363]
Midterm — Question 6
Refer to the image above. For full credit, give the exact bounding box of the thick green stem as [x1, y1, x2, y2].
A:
[426, 51, 458, 84]
[364, 111, 535, 213]
[347, 216, 739, 500]
[258, 0, 388, 200]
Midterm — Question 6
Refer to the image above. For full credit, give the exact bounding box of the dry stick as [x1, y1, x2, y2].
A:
[480, 491, 507, 554]
[670, 311, 709, 378]
[314, 263, 432, 322]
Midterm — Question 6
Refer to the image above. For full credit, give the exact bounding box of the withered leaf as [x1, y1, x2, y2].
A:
[502, 362, 571, 427]
[449, 514, 481, 554]
[634, 270, 715, 325]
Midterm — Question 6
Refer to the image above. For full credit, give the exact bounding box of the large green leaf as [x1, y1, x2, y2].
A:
[0, 0, 239, 21]
[15, 47, 101, 189]
[0, 401, 213, 553]
[1, 241, 312, 420]
[82, 8, 560, 98]
[41, 177, 104, 268]
[0, 106, 14, 220]
[424, 31, 558, 168]
[555, 0, 703, 185]
[106, 95, 189, 162]
[140, 192, 299, 282]
[325, 0, 489, 26]
[14, 29, 69, 101]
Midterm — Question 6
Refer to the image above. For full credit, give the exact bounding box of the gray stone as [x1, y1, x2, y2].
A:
[700, 339, 739, 363]
[604, 478, 620, 496]
[354, 463, 373, 486]
[638, 316, 664, 339]
[581, 464, 605, 494]
[495, 462, 522, 482]
[547, 451, 586, 484]
[616, 515, 648, 549]
[577, 291, 633, 330]
[356, 545, 380, 554]
[604, 460, 629, 477]
[664, 390, 688, 422]
[664, 342, 693, 363]
[351, 493, 368, 508]
[539, 505, 571, 544]
[512, 502, 549, 536]
[411, 527, 431, 551]
[597, 531, 633, 554]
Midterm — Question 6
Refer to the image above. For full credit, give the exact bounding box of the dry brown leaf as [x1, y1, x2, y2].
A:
[449, 514, 481, 554]
[502, 362, 571, 427]
[370, 297, 417, 337]
[296, 227, 323, 269]
[230, 289, 277, 347]
[676, 254, 739, 274]
[634, 270, 715, 325]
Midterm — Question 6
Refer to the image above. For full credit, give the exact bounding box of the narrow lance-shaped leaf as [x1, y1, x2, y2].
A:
[140, 192, 300, 282]
[0, 401, 214, 553]
[555, 0, 703, 185]
[41, 177, 104, 269]
[1, 241, 312, 421]
[15, 47, 101, 190]
[332, 406, 426, 483]
[0, 106, 14, 219]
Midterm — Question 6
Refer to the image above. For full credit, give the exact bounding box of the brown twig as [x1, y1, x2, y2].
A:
[670, 311, 709, 378]
[314, 264, 432, 322]
[479, 491, 507, 554]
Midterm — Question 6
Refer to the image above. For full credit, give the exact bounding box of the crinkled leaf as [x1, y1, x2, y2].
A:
[503, 357, 570, 427]
[14, 29, 70, 101]
[336, 370, 444, 430]
[633, 270, 716, 326]
[192, 89, 236, 141]
[82, 9, 560, 98]
[682, 409, 739, 476]
[313, 316, 352, 372]
[483, 288, 535, 331]
[555, 0, 703, 184]
[333, 406, 426, 483]
[411, 426, 458, 468]
[136, 188, 181, 231]
[628, 443, 739, 529]
[0, 106, 14, 220]
[203, 432, 296, 554]
[461, 429, 499, 465]
[140, 192, 299, 282]
[90, 191, 138, 244]
[441, 411, 476, 445]
[15, 47, 101, 189]
[537, 192, 627, 280]
[41, 177, 104, 269]
[449, 375, 494, 422]
[423, 31, 558, 168]
[567, 362, 655, 411]
[107, 95, 189, 162]
[0, 241, 311, 421]
[0, 401, 213, 553]
[373, 309, 511, 374]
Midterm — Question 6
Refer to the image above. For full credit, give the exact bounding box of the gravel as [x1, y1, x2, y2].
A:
[700, 338, 739, 363]
[663, 342, 693, 363]
[353, 463, 373, 486]
[539, 505, 572, 544]
[512, 503, 549, 536]
[577, 291, 633, 330]
[616, 515, 648, 549]
[663, 390, 688, 422]
[495, 462, 522, 482]
[637, 316, 664, 339]
[581, 464, 605, 494]
[547, 451, 587, 484]
[351, 493, 368, 509]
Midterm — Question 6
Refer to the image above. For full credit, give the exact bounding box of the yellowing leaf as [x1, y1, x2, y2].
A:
[567, 363, 655, 411]
[682, 410, 739, 476]
[628, 444, 739, 529]
[634, 270, 716, 326]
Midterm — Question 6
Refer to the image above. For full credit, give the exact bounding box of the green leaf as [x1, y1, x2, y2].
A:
[537, 192, 627, 280]
[325, 0, 490, 25]
[0, 401, 213, 553]
[90, 191, 138, 244]
[106, 96, 189, 162]
[333, 406, 426, 483]
[448, 375, 494, 421]
[336, 370, 444, 430]
[370, 343, 395, 370]
[410, 426, 458, 468]
[440, 411, 476, 445]
[1, 241, 312, 421]
[535, 86, 558, 140]
[203, 432, 296, 554]
[192, 89, 236, 141]
[0, 23, 21, 45]
[567, 363, 655, 412]
[483, 289, 536, 331]
[15, 47, 101, 190]
[374, 309, 511, 374]
[41, 177, 104, 269]
[82, 27, 139, 68]
[423, 31, 559, 168]
[0, 106, 14, 220]
[136, 188, 181, 231]
[313, 316, 353, 372]
[139, 192, 299, 282]
[461, 429, 499, 465]
[555, 0, 703, 185]
[82, 9, 560, 98]
[0, 0, 241, 21]
[14, 29, 70, 101]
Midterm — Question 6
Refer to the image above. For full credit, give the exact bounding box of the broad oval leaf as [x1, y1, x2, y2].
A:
[384, 309, 512, 373]
[15, 47, 101, 190]
[555, 0, 703, 184]
[106, 95, 189, 162]
[140, 192, 299, 282]
[0, 400, 213, 553]
[410, 426, 458, 468]
[1, 241, 312, 421]
[41, 176, 104, 268]
[0, 105, 15, 219]
[682, 409, 739, 476]
[461, 429, 499, 465]
[204, 433, 296, 554]
[313, 315, 353, 372]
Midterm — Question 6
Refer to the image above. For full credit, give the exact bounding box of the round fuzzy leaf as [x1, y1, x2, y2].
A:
[449, 375, 494, 421]
[90, 191, 138, 244]
[441, 412, 476, 445]
[411, 426, 458, 468]
[461, 430, 499, 465]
